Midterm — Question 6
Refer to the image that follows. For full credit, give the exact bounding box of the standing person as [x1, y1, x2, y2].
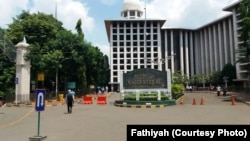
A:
[71, 90, 76, 102]
[216, 85, 221, 96]
[66, 89, 74, 114]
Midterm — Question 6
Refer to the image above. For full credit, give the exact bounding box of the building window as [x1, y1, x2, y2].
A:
[113, 35, 117, 40]
[140, 41, 144, 46]
[113, 22, 117, 27]
[119, 23, 124, 27]
[140, 35, 144, 40]
[130, 11, 135, 16]
[153, 41, 158, 46]
[113, 60, 117, 64]
[113, 78, 117, 82]
[120, 59, 124, 64]
[127, 42, 131, 46]
[146, 47, 151, 52]
[113, 54, 117, 58]
[132, 22, 137, 27]
[127, 59, 131, 64]
[126, 29, 130, 33]
[113, 42, 117, 46]
[119, 42, 124, 46]
[124, 12, 127, 18]
[133, 35, 137, 40]
[120, 47, 124, 52]
[113, 65, 117, 70]
[133, 29, 137, 33]
[119, 29, 124, 33]
[126, 22, 130, 27]
[153, 35, 157, 40]
[133, 42, 137, 46]
[113, 48, 117, 52]
[119, 35, 124, 40]
[126, 35, 131, 40]
[153, 47, 158, 52]
[113, 71, 118, 76]
[146, 35, 151, 40]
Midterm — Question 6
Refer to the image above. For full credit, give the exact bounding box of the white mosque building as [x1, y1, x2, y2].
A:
[105, 0, 246, 91]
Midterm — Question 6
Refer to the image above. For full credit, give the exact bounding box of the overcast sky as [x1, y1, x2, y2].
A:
[0, 0, 239, 58]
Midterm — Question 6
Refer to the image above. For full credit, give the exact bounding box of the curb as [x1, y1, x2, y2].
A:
[114, 104, 167, 108]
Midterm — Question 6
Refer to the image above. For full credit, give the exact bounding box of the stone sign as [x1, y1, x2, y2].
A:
[123, 68, 167, 89]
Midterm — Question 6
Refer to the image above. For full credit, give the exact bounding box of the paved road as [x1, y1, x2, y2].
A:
[0, 92, 249, 141]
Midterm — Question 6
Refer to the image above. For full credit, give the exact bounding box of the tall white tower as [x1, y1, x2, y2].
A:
[121, 0, 143, 19]
[15, 38, 31, 103]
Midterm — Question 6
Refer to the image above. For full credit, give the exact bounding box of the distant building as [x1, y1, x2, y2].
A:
[105, 0, 246, 90]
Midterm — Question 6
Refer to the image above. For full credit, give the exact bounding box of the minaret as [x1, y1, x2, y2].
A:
[15, 37, 31, 104]
[121, 0, 143, 19]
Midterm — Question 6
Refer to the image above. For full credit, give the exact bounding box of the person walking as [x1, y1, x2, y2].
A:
[66, 89, 74, 114]
[216, 85, 221, 96]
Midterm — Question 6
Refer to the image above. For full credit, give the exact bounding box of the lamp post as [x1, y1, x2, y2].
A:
[223, 76, 229, 88]
[55, 58, 69, 98]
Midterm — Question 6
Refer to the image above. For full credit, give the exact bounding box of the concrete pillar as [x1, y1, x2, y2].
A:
[15, 38, 31, 104]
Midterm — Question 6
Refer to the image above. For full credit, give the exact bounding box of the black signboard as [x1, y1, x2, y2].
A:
[123, 69, 167, 89]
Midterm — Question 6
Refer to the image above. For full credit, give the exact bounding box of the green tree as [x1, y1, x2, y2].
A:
[75, 18, 84, 40]
[5, 11, 110, 95]
[220, 63, 236, 85]
[236, 0, 250, 63]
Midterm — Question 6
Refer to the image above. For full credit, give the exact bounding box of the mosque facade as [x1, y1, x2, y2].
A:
[105, 0, 245, 90]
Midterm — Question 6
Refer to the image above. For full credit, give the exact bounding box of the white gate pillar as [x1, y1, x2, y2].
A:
[15, 38, 31, 104]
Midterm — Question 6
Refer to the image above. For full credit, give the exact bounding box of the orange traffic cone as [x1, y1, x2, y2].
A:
[200, 97, 205, 105]
[231, 96, 236, 105]
[192, 98, 196, 105]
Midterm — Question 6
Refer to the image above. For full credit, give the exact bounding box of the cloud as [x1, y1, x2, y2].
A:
[0, 0, 94, 34]
[0, 0, 240, 58]
[30, 0, 94, 33]
[0, 0, 29, 28]
[141, 0, 237, 28]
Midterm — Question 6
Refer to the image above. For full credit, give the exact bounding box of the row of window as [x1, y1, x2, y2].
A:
[113, 59, 160, 64]
[113, 53, 158, 58]
[112, 21, 159, 28]
[112, 41, 158, 46]
[112, 65, 158, 72]
[112, 47, 158, 52]
[112, 28, 158, 34]
[112, 34, 158, 41]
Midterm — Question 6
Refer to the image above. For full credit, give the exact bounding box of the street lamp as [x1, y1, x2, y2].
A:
[55, 58, 69, 98]
[223, 76, 229, 88]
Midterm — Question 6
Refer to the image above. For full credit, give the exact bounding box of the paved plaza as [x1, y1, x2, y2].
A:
[0, 92, 250, 141]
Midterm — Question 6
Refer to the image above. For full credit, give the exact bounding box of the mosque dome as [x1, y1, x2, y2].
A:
[122, 0, 141, 11]
[121, 0, 143, 19]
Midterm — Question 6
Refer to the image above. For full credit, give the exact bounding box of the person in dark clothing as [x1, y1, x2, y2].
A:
[223, 87, 227, 96]
[66, 89, 74, 114]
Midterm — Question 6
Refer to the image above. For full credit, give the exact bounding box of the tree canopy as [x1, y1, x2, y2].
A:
[0, 11, 110, 98]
